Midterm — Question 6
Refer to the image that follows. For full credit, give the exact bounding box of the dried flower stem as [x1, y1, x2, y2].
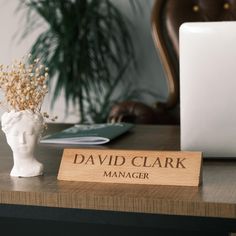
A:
[0, 55, 57, 122]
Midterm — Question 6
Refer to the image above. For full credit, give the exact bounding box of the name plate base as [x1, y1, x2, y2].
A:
[57, 149, 202, 186]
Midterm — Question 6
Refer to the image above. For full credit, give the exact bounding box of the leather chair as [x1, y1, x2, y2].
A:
[108, 0, 236, 125]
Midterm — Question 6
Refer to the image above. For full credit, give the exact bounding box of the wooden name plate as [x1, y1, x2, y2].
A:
[57, 149, 202, 186]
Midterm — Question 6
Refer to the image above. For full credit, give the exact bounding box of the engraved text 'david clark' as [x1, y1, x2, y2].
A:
[58, 149, 202, 186]
[73, 153, 186, 169]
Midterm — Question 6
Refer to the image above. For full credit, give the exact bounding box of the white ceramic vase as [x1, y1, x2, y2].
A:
[1, 110, 44, 177]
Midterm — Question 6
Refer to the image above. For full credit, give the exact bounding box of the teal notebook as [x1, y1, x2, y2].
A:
[40, 123, 134, 145]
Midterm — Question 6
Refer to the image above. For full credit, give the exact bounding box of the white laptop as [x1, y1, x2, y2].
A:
[180, 22, 236, 158]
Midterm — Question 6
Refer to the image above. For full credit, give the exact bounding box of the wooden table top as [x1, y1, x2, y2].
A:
[0, 124, 236, 219]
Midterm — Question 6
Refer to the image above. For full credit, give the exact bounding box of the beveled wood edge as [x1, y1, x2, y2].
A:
[0, 190, 235, 219]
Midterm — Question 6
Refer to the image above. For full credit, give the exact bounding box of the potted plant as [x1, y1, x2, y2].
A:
[0, 56, 52, 177]
[18, 0, 136, 123]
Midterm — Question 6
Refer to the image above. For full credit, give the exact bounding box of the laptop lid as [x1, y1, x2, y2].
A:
[180, 22, 236, 158]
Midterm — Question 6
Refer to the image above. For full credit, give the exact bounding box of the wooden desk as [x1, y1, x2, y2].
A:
[0, 124, 235, 235]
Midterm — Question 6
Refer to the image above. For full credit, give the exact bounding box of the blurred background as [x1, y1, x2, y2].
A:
[0, 0, 167, 123]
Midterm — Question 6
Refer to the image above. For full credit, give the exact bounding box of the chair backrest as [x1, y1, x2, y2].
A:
[151, 0, 236, 111]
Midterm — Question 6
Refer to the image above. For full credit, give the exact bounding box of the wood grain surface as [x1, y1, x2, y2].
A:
[0, 124, 235, 219]
[58, 148, 202, 186]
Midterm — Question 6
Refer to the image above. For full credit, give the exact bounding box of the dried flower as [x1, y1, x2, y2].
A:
[0, 55, 58, 123]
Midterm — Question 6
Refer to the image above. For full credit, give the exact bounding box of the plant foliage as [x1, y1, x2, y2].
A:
[19, 0, 135, 123]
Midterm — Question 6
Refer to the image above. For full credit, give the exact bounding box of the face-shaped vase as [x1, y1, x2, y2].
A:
[1, 110, 44, 177]
[6, 114, 40, 156]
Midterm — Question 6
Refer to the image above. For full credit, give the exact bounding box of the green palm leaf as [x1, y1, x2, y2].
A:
[19, 0, 138, 123]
